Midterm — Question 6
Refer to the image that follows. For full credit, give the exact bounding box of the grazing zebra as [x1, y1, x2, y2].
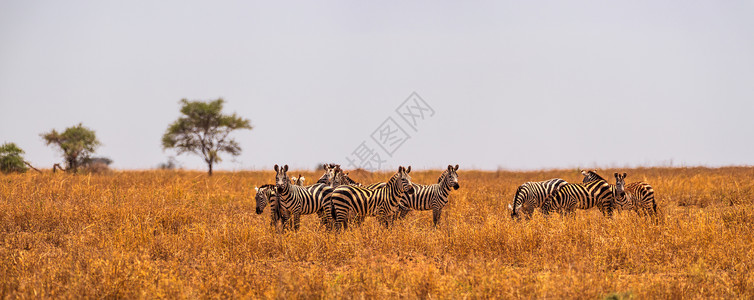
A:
[395, 164, 460, 226]
[274, 164, 334, 230]
[508, 178, 567, 219]
[582, 170, 657, 216]
[291, 174, 306, 186]
[330, 166, 415, 230]
[541, 176, 614, 217]
[254, 184, 290, 229]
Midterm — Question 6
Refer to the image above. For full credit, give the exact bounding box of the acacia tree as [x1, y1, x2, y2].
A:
[41, 123, 101, 174]
[162, 98, 252, 176]
[0, 142, 29, 174]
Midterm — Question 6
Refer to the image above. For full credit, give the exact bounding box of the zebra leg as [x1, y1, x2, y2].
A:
[316, 208, 332, 230]
[432, 208, 442, 227]
[398, 205, 410, 219]
[292, 212, 301, 231]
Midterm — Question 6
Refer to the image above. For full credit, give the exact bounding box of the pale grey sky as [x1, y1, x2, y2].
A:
[1, 1, 753, 171]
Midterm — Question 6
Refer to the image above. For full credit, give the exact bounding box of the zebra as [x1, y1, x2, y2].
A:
[274, 164, 334, 230]
[541, 175, 614, 217]
[315, 163, 339, 185]
[254, 184, 290, 229]
[508, 178, 567, 220]
[331, 165, 361, 187]
[394, 164, 460, 226]
[582, 170, 657, 216]
[291, 174, 306, 186]
[330, 166, 415, 230]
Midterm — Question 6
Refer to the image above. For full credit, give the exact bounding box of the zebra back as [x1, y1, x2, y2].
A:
[542, 179, 613, 217]
[625, 181, 657, 215]
[510, 178, 566, 219]
[330, 166, 413, 228]
[402, 166, 459, 211]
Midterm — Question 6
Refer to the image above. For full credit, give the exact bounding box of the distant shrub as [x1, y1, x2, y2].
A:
[0, 142, 28, 174]
[81, 157, 113, 174]
[158, 156, 181, 170]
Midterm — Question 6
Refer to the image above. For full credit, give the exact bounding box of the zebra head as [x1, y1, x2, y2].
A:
[398, 166, 415, 194]
[445, 164, 460, 190]
[613, 172, 627, 203]
[581, 169, 605, 183]
[254, 185, 275, 214]
[330, 165, 344, 187]
[274, 164, 289, 193]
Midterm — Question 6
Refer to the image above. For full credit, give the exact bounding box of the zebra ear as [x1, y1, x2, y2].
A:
[283, 165, 289, 172]
[254, 186, 259, 192]
[581, 169, 588, 176]
[406, 166, 411, 173]
[448, 165, 453, 171]
[614, 172, 619, 178]
[454, 164, 459, 171]
[623, 172, 627, 178]
[274, 164, 279, 172]
[398, 166, 403, 172]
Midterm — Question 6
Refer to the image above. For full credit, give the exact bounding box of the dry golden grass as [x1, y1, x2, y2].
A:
[1, 167, 753, 298]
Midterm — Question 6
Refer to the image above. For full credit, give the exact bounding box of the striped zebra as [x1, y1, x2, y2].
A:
[274, 164, 334, 230]
[541, 176, 614, 217]
[254, 184, 290, 229]
[315, 163, 339, 185]
[582, 170, 657, 216]
[508, 178, 567, 219]
[330, 166, 415, 230]
[331, 166, 361, 187]
[395, 164, 460, 226]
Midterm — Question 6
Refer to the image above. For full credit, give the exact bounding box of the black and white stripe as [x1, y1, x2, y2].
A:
[255, 184, 290, 229]
[395, 164, 460, 226]
[274, 164, 334, 230]
[509, 178, 567, 219]
[541, 176, 614, 217]
[330, 166, 415, 229]
[582, 170, 656, 216]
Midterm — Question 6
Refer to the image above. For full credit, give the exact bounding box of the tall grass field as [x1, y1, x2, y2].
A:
[1, 167, 753, 298]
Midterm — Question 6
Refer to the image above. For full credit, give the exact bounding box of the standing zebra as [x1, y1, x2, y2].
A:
[541, 176, 614, 217]
[255, 184, 290, 229]
[582, 170, 657, 216]
[330, 166, 415, 230]
[274, 164, 334, 230]
[508, 178, 567, 219]
[394, 164, 460, 226]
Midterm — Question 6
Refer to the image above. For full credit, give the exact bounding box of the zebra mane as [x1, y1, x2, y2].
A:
[258, 184, 276, 190]
[582, 170, 606, 183]
[437, 169, 449, 184]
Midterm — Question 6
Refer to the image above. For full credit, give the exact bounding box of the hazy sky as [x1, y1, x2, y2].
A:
[1, 1, 753, 171]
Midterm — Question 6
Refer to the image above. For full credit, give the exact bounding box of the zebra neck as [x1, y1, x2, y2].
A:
[384, 173, 403, 199]
[439, 178, 452, 194]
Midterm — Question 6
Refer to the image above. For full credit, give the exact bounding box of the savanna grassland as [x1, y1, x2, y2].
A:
[1, 167, 753, 299]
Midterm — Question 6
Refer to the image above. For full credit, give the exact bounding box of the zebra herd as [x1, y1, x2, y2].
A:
[254, 164, 461, 231]
[254, 166, 657, 231]
[509, 170, 657, 219]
